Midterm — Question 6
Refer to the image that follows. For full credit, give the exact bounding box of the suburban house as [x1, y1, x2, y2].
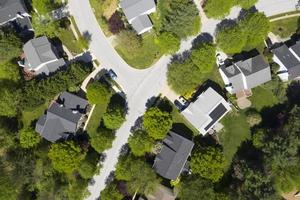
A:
[35, 92, 89, 143]
[272, 42, 300, 81]
[146, 184, 176, 200]
[0, 0, 33, 34]
[182, 87, 231, 135]
[18, 36, 66, 76]
[219, 54, 271, 94]
[153, 131, 194, 180]
[120, 0, 156, 34]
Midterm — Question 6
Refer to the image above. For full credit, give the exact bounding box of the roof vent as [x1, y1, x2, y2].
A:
[72, 110, 78, 114]
[59, 104, 63, 107]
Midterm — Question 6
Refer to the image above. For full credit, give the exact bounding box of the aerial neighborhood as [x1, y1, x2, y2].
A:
[2, 0, 300, 200]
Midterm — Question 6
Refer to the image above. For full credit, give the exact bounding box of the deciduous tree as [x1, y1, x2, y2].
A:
[0, 29, 22, 62]
[19, 128, 40, 149]
[101, 182, 123, 200]
[204, 0, 235, 19]
[86, 82, 111, 105]
[156, 32, 180, 54]
[128, 130, 154, 156]
[89, 127, 115, 153]
[190, 43, 216, 73]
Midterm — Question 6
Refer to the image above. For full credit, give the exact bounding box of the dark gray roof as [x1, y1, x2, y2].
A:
[272, 44, 300, 70]
[235, 54, 269, 76]
[120, 0, 155, 22]
[290, 41, 300, 58]
[204, 103, 227, 131]
[58, 92, 88, 111]
[220, 64, 241, 78]
[0, 0, 27, 24]
[131, 14, 152, 34]
[23, 36, 65, 74]
[153, 131, 194, 180]
[35, 93, 87, 142]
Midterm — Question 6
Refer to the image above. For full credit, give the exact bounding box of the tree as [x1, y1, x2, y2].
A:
[156, 32, 180, 54]
[103, 96, 126, 130]
[204, 0, 235, 19]
[238, 0, 258, 9]
[19, 128, 41, 149]
[241, 12, 270, 49]
[252, 129, 266, 149]
[143, 107, 172, 140]
[86, 81, 111, 105]
[216, 24, 247, 54]
[48, 141, 85, 174]
[245, 109, 262, 126]
[101, 182, 123, 200]
[178, 176, 216, 200]
[108, 12, 124, 34]
[77, 158, 97, 179]
[115, 155, 160, 195]
[167, 59, 202, 94]
[190, 43, 216, 73]
[190, 147, 226, 182]
[128, 130, 154, 156]
[0, 83, 20, 117]
[89, 127, 115, 153]
[0, 29, 22, 62]
[161, 0, 200, 38]
[32, 0, 60, 15]
[31, 14, 60, 37]
[0, 61, 21, 82]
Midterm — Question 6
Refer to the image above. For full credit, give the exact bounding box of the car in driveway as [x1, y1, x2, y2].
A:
[216, 53, 225, 67]
[107, 69, 117, 80]
[174, 96, 189, 112]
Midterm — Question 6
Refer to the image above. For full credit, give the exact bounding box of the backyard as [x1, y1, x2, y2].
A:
[249, 86, 279, 111]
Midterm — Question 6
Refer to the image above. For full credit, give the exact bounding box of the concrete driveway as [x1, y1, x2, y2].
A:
[68, 0, 299, 199]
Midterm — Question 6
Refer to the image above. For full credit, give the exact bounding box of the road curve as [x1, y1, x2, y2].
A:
[69, 0, 299, 199]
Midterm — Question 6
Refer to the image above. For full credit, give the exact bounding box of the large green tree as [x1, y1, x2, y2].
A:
[156, 32, 181, 54]
[167, 59, 202, 94]
[101, 182, 123, 200]
[103, 97, 126, 130]
[0, 28, 22, 63]
[0, 83, 20, 117]
[19, 128, 41, 149]
[48, 141, 85, 174]
[89, 127, 115, 153]
[128, 130, 154, 156]
[161, 0, 200, 38]
[86, 81, 111, 105]
[32, 0, 61, 15]
[115, 155, 160, 195]
[204, 0, 235, 19]
[143, 107, 172, 140]
[190, 147, 226, 182]
[190, 43, 216, 73]
[238, 0, 258, 9]
[0, 61, 21, 82]
[216, 24, 247, 54]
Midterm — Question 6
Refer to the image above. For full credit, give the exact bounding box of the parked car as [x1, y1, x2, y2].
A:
[174, 96, 189, 112]
[216, 53, 225, 66]
[107, 69, 117, 80]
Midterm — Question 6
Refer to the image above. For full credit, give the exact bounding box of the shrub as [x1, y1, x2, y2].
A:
[108, 12, 124, 34]
[86, 82, 112, 105]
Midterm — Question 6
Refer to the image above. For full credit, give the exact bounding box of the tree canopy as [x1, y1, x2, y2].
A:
[48, 141, 85, 174]
[0, 29, 22, 63]
[161, 0, 200, 38]
[156, 32, 181, 54]
[204, 0, 235, 19]
[89, 127, 115, 153]
[238, 0, 258, 9]
[143, 107, 172, 140]
[190, 147, 226, 182]
[190, 43, 216, 73]
[167, 59, 202, 95]
[19, 128, 41, 149]
[115, 155, 160, 195]
[100, 182, 123, 200]
[128, 130, 154, 156]
[86, 81, 112, 105]
[103, 95, 126, 130]
[0, 82, 20, 117]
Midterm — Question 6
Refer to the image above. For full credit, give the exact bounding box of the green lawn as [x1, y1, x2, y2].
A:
[249, 86, 279, 111]
[115, 32, 163, 69]
[86, 104, 108, 136]
[21, 102, 49, 128]
[271, 16, 300, 38]
[89, 0, 112, 36]
[58, 28, 84, 55]
[219, 112, 251, 168]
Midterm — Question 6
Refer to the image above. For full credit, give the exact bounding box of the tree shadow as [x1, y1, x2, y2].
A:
[260, 104, 286, 129]
[171, 123, 194, 140]
[145, 96, 159, 109]
[157, 98, 173, 113]
[82, 30, 92, 44]
[170, 50, 191, 63]
[286, 80, 300, 107]
[130, 116, 143, 132]
[192, 32, 214, 48]
[237, 7, 258, 21]
[215, 19, 237, 33]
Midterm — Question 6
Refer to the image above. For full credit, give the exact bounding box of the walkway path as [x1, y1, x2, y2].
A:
[68, 0, 299, 199]
[270, 12, 300, 22]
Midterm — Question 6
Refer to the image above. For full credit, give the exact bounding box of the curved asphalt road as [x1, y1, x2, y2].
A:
[69, 0, 298, 199]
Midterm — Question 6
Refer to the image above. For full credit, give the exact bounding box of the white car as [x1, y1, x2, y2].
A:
[216, 53, 225, 66]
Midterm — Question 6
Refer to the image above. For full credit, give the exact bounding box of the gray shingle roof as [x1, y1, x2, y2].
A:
[58, 92, 88, 111]
[23, 36, 66, 74]
[35, 92, 88, 143]
[290, 41, 300, 58]
[0, 0, 27, 24]
[153, 131, 194, 180]
[120, 0, 155, 22]
[131, 14, 152, 34]
[235, 54, 270, 76]
[272, 44, 300, 70]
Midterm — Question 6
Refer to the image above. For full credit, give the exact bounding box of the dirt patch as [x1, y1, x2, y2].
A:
[103, 0, 118, 19]
[282, 190, 300, 200]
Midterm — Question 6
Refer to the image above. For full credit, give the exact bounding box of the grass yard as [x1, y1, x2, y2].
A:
[86, 103, 108, 136]
[89, 0, 114, 36]
[21, 102, 49, 128]
[249, 86, 279, 111]
[219, 111, 251, 169]
[58, 28, 84, 55]
[271, 16, 300, 38]
[115, 32, 163, 69]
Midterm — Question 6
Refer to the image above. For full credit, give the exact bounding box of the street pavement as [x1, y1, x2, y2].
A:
[68, 0, 298, 199]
